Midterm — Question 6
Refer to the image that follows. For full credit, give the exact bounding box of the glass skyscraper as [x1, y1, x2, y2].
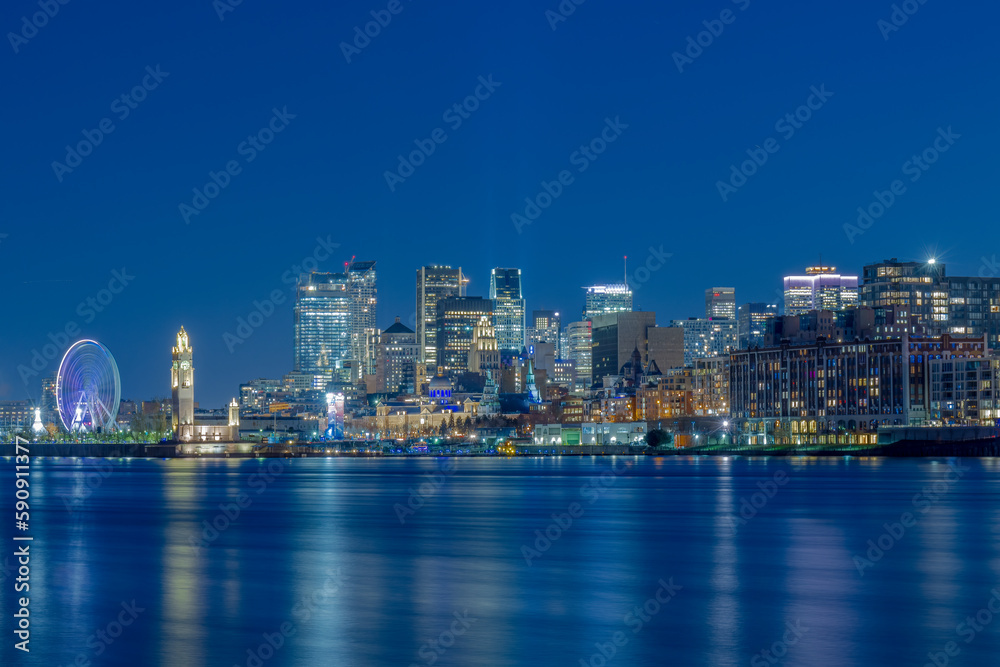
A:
[489, 268, 526, 353]
[783, 266, 859, 316]
[293, 272, 352, 379]
[347, 261, 378, 376]
[584, 284, 632, 320]
[416, 266, 467, 367]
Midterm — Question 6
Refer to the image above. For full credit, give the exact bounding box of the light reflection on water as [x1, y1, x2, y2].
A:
[2, 456, 999, 666]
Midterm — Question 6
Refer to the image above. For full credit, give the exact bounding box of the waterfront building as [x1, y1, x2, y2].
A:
[729, 333, 987, 445]
[170, 327, 239, 442]
[669, 318, 738, 366]
[0, 401, 32, 434]
[927, 356, 1000, 425]
[416, 266, 468, 366]
[489, 268, 526, 353]
[584, 284, 632, 319]
[737, 303, 778, 349]
[783, 266, 859, 316]
[375, 317, 419, 395]
[705, 287, 736, 319]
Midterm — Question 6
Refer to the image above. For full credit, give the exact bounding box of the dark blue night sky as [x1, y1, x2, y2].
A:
[2, 0, 998, 406]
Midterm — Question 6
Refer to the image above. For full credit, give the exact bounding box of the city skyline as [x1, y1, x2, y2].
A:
[4, 1, 998, 408]
[3, 251, 981, 408]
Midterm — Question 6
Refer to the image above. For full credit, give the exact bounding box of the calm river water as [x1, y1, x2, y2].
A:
[2, 456, 1000, 666]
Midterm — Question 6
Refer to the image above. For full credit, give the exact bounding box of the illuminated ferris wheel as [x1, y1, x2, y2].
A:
[56, 340, 121, 433]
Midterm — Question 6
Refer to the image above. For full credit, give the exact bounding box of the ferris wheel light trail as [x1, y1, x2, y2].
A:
[56, 339, 121, 433]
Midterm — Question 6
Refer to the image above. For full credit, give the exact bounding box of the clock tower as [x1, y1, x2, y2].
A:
[171, 326, 194, 436]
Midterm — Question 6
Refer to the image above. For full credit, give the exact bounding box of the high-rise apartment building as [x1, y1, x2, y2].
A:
[294, 272, 352, 379]
[347, 261, 378, 376]
[435, 297, 493, 376]
[416, 266, 467, 367]
[737, 303, 778, 349]
[783, 266, 859, 315]
[705, 287, 736, 319]
[584, 284, 632, 320]
[489, 268, 526, 353]
[860, 259, 1000, 349]
[669, 318, 738, 366]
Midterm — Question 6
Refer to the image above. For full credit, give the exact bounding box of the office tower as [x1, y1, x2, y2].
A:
[705, 287, 736, 319]
[584, 284, 632, 320]
[783, 266, 859, 316]
[528, 309, 561, 357]
[647, 326, 685, 371]
[416, 266, 467, 366]
[435, 297, 494, 376]
[347, 261, 378, 377]
[375, 317, 419, 395]
[591, 312, 656, 382]
[489, 268, 526, 353]
[737, 303, 779, 349]
[565, 320, 593, 388]
[294, 272, 352, 379]
[589, 312, 683, 382]
[669, 318, 738, 366]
